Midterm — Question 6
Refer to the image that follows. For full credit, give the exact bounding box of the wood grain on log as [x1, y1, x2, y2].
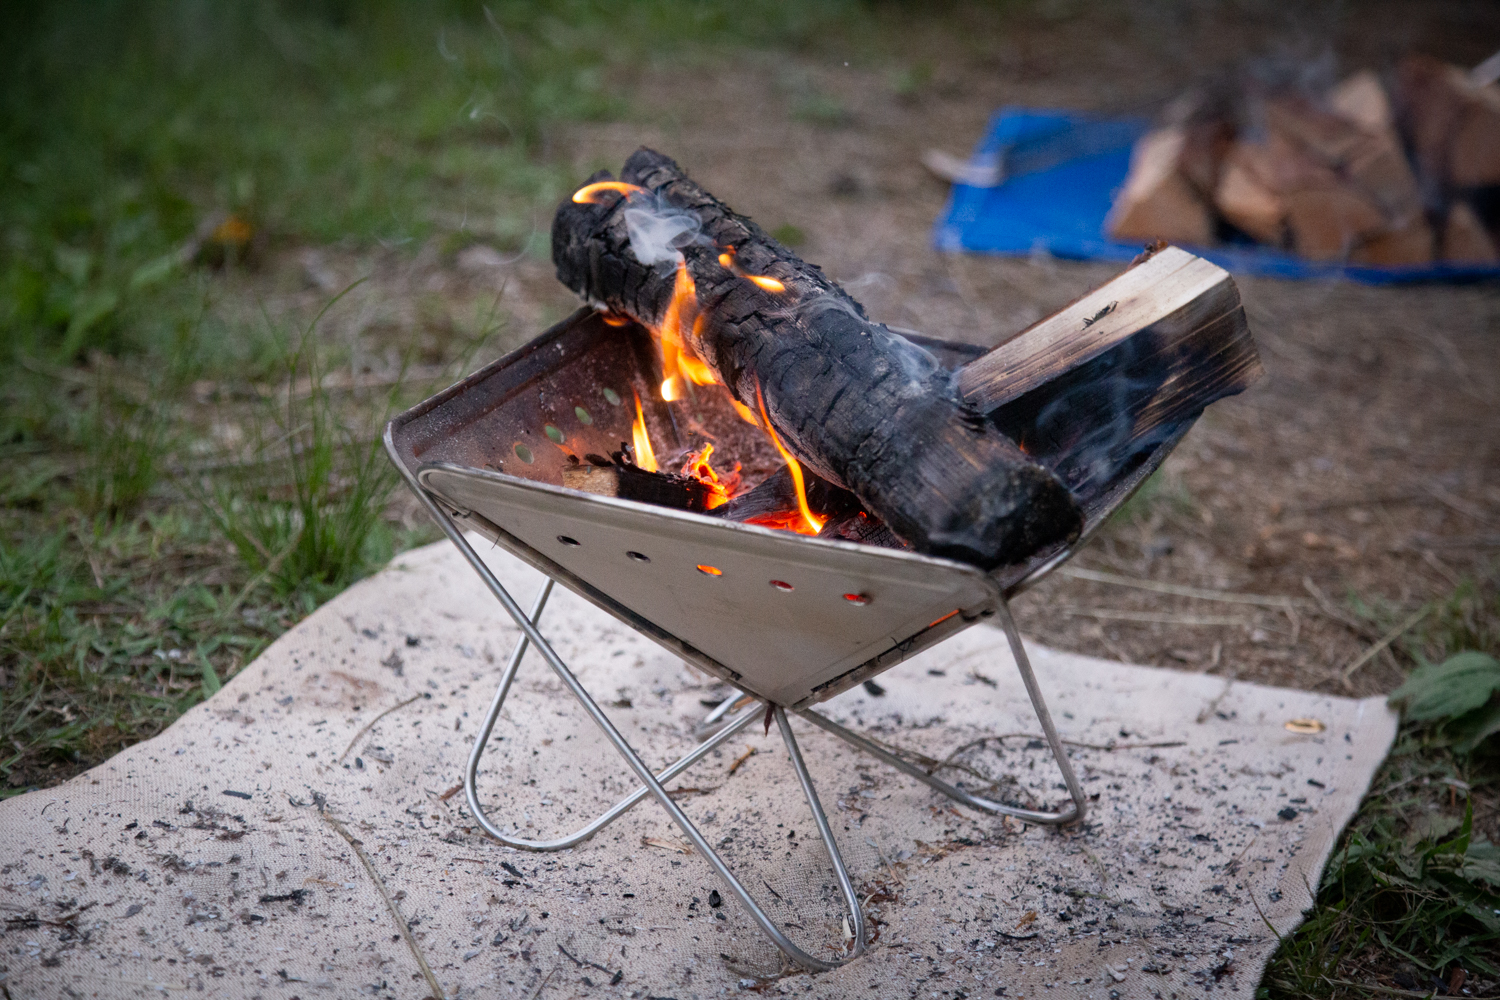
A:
[552, 148, 1083, 569]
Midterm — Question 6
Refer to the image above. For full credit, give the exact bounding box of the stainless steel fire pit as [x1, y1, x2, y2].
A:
[384, 306, 1191, 972]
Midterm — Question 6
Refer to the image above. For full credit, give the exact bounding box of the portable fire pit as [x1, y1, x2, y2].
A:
[384, 238, 1256, 969]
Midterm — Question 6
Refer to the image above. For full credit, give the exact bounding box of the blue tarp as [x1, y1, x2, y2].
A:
[933, 108, 1500, 284]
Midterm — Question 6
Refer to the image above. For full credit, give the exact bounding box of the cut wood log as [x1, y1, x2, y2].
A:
[553, 148, 1084, 569]
[1105, 128, 1215, 245]
[1442, 201, 1500, 263]
[1267, 95, 1421, 223]
[1397, 54, 1500, 189]
[1330, 70, 1396, 135]
[956, 246, 1262, 498]
[1351, 215, 1435, 266]
[562, 459, 719, 512]
[1214, 152, 1286, 244]
[1284, 186, 1389, 261]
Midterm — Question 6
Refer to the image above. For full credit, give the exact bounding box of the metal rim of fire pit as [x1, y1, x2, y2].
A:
[383, 311, 1194, 973]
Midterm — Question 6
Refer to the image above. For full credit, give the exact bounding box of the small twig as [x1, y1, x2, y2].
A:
[340, 694, 426, 763]
[640, 835, 693, 855]
[438, 783, 463, 801]
[523, 966, 558, 1000]
[1196, 676, 1236, 725]
[318, 808, 444, 1000]
[1340, 604, 1432, 687]
[728, 746, 758, 775]
[1302, 577, 1383, 642]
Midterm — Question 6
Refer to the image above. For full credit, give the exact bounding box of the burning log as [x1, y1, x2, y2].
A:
[552, 148, 1084, 569]
[562, 457, 720, 513]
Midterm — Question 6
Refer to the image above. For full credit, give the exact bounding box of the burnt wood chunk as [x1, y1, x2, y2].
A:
[552, 148, 1083, 569]
[562, 460, 716, 512]
[957, 247, 1262, 499]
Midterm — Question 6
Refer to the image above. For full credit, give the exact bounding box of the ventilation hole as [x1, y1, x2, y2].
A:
[513, 443, 534, 464]
[557, 535, 581, 547]
[602, 388, 622, 406]
[626, 551, 651, 563]
[574, 406, 594, 426]
[696, 564, 723, 577]
[842, 593, 871, 606]
[770, 580, 794, 592]
[544, 424, 565, 444]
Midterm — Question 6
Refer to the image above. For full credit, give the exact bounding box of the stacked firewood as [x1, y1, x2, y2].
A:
[1108, 55, 1500, 265]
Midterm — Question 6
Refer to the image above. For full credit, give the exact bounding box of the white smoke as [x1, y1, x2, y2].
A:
[624, 192, 701, 266]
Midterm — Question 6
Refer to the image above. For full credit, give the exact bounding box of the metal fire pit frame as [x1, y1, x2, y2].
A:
[384, 307, 1192, 972]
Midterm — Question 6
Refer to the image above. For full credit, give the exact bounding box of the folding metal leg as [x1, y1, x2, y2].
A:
[799, 598, 1088, 826]
[416, 496, 866, 971]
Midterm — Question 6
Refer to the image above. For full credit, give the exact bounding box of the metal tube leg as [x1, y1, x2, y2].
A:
[404, 488, 858, 971]
[774, 708, 866, 958]
[462, 580, 765, 851]
[798, 598, 1087, 827]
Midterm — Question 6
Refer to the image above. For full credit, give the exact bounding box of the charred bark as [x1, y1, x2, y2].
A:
[552, 148, 1082, 568]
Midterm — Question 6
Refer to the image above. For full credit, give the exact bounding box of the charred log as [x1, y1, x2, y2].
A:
[562, 454, 717, 512]
[552, 148, 1083, 569]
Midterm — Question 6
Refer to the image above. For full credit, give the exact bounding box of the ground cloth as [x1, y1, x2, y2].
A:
[932, 108, 1500, 284]
[0, 539, 1395, 999]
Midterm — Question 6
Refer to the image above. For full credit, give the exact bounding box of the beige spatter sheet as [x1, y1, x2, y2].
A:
[0, 539, 1395, 999]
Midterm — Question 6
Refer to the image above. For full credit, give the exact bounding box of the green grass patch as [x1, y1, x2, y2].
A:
[1262, 575, 1500, 998]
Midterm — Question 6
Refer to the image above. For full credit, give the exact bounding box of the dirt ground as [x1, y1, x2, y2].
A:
[232, 2, 1497, 816]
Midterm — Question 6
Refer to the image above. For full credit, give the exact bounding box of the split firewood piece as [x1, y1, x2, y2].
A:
[562, 456, 718, 513]
[1351, 215, 1435, 267]
[1442, 202, 1500, 263]
[1271, 93, 1420, 222]
[1105, 128, 1215, 245]
[1214, 146, 1287, 245]
[956, 246, 1262, 499]
[1398, 54, 1500, 189]
[552, 148, 1083, 569]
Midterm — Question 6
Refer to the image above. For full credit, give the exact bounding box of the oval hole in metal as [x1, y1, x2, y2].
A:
[696, 564, 723, 577]
[770, 580, 794, 592]
[842, 592, 870, 606]
[514, 443, 534, 464]
[602, 388, 622, 406]
[544, 424, 565, 444]
[626, 551, 651, 563]
[557, 535, 581, 547]
[575, 406, 594, 425]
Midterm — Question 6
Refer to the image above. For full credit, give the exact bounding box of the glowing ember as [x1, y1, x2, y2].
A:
[755, 384, 825, 535]
[631, 392, 659, 473]
[572, 181, 648, 204]
[600, 312, 632, 327]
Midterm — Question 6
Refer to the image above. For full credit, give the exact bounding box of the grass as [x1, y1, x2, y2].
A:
[1262, 574, 1500, 998]
[0, 0, 881, 794]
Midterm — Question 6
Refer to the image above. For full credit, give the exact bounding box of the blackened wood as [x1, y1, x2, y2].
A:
[553, 148, 1083, 569]
[562, 459, 715, 512]
[958, 246, 1262, 503]
[708, 465, 862, 527]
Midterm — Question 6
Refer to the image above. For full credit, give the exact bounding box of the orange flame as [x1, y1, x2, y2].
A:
[631, 392, 658, 473]
[658, 261, 719, 401]
[572, 181, 648, 204]
[680, 442, 737, 509]
[717, 247, 786, 293]
[755, 384, 824, 535]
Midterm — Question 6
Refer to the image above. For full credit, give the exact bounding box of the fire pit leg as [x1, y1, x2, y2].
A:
[463, 579, 764, 850]
[410, 492, 867, 971]
[796, 598, 1088, 827]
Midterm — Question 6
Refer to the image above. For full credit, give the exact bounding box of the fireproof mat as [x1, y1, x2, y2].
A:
[0, 538, 1395, 999]
[931, 107, 1500, 284]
